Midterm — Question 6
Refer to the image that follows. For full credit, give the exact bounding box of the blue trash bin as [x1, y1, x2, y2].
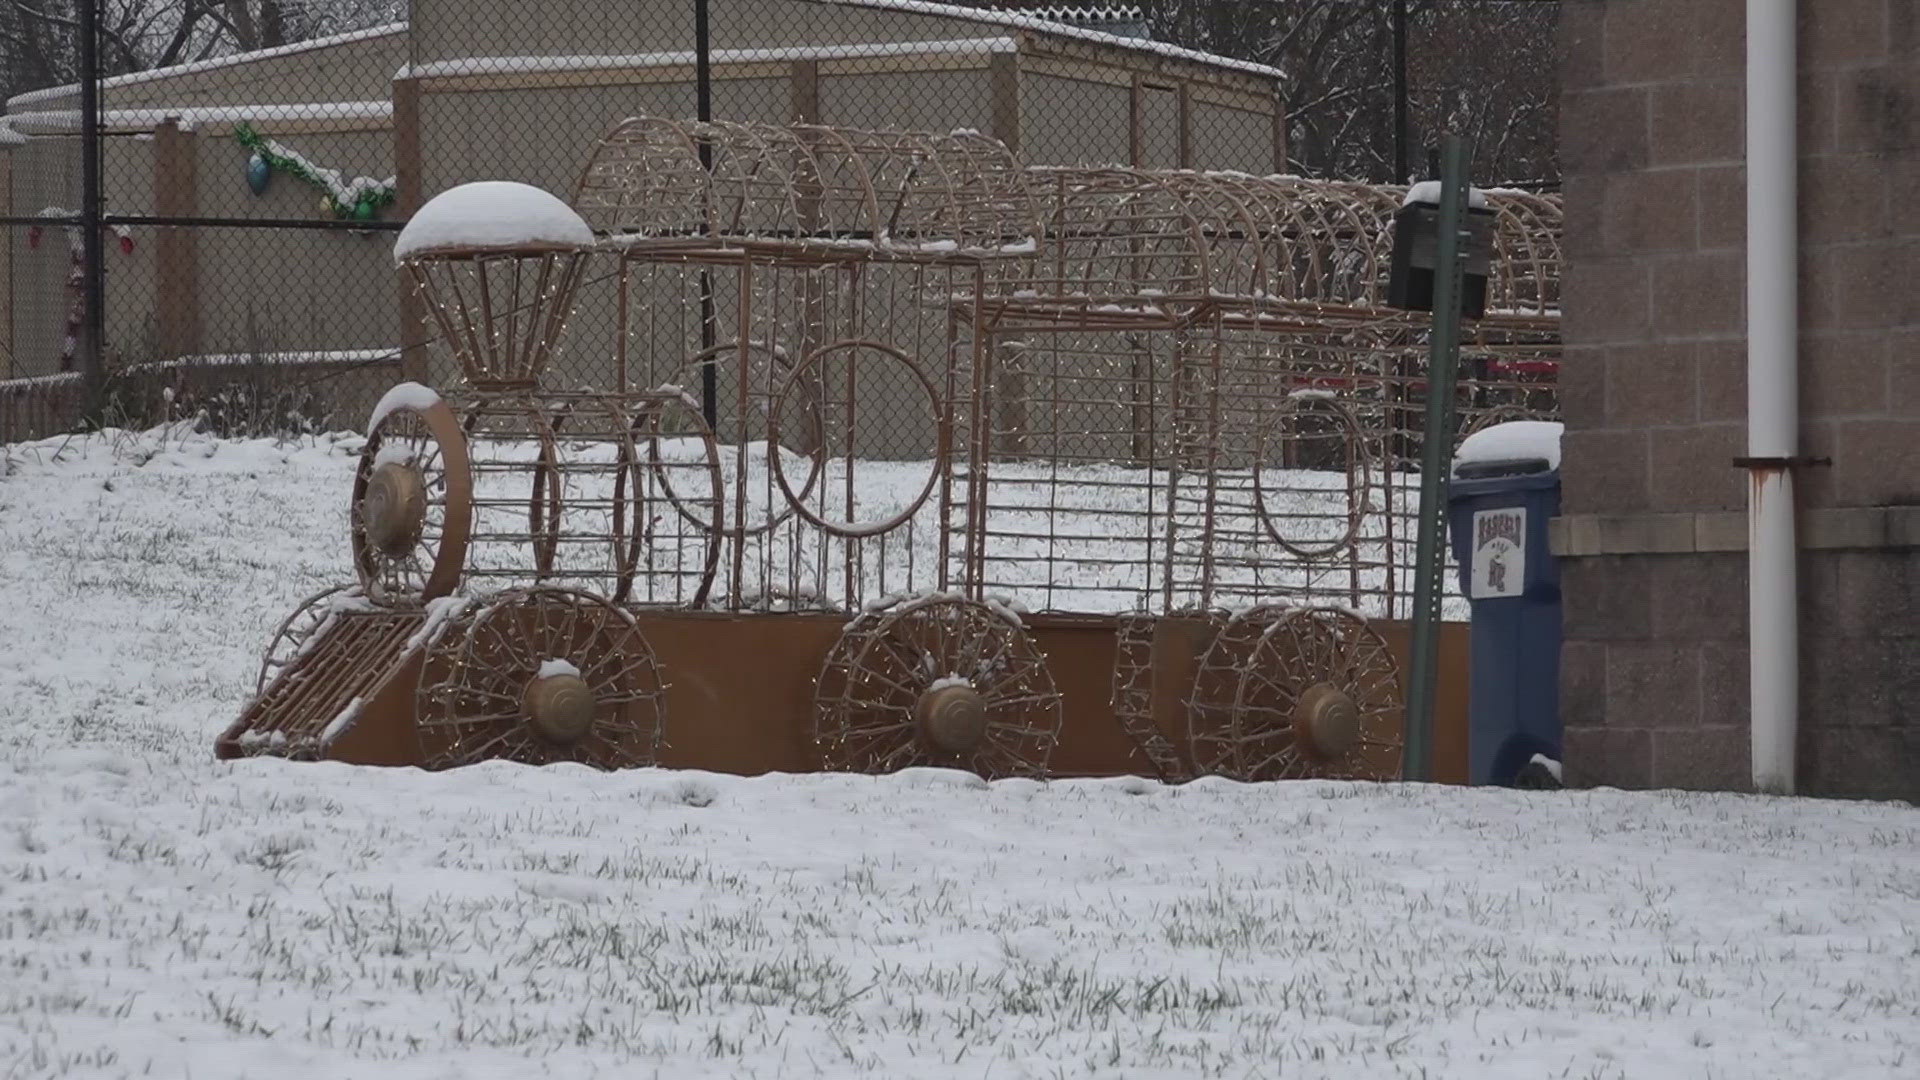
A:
[1447, 426, 1563, 787]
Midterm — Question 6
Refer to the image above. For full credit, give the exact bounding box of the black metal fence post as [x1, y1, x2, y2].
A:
[77, 0, 105, 413]
[695, 0, 718, 429]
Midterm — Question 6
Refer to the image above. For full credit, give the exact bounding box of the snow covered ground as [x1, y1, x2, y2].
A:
[1, 427, 1917, 1079]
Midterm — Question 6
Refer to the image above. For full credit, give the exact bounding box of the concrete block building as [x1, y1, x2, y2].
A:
[1556, 0, 1918, 800]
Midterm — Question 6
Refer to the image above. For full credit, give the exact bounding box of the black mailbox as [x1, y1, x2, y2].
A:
[1388, 189, 1496, 319]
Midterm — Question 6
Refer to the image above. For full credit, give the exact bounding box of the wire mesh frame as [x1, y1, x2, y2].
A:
[415, 586, 668, 770]
[351, 396, 473, 604]
[946, 318, 1390, 615]
[604, 252, 977, 614]
[813, 593, 1063, 778]
[569, 119, 1560, 620]
[982, 166, 1561, 330]
[1188, 604, 1404, 782]
[441, 387, 728, 609]
[947, 332, 1557, 617]
[403, 247, 591, 390]
[949, 168, 1561, 619]
[253, 583, 366, 697]
[574, 116, 1042, 259]
[581, 116, 1030, 615]
[218, 606, 426, 762]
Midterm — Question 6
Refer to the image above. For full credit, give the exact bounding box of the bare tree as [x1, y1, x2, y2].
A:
[1143, 0, 1556, 185]
[1405, 3, 1557, 184]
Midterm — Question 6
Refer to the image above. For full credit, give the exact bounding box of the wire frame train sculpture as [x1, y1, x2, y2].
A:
[222, 117, 1563, 784]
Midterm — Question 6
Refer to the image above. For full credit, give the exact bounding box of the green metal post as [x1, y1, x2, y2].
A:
[1403, 135, 1473, 783]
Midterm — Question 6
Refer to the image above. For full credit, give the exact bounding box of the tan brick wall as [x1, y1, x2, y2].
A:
[1559, 0, 1920, 800]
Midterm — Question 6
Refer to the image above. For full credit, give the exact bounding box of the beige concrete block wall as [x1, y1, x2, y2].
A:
[7, 138, 83, 378]
[100, 135, 156, 363]
[4, 127, 396, 378]
[1557, 0, 1920, 800]
[9, 137, 173, 376]
[818, 69, 992, 132]
[1022, 73, 1130, 167]
[1138, 83, 1181, 168]
[1019, 71, 1279, 174]
[7, 28, 404, 113]
[184, 127, 398, 358]
[1189, 102, 1275, 173]
[421, 84, 695, 197]
[712, 77, 794, 124]
[3, 27, 405, 385]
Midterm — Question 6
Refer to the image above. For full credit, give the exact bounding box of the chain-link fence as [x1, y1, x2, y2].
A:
[2, 0, 1557, 445]
[1, 1, 1562, 624]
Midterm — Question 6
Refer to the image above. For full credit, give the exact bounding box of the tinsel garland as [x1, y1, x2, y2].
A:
[234, 122, 396, 221]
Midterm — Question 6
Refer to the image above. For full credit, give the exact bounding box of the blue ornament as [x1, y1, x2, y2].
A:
[246, 154, 271, 196]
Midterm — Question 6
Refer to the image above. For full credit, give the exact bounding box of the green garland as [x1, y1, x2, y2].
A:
[234, 122, 397, 221]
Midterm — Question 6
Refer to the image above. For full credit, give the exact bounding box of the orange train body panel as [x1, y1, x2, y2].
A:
[218, 609, 427, 766]
[221, 607, 1470, 785]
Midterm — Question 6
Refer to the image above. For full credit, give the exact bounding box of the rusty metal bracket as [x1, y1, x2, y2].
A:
[1732, 455, 1832, 469]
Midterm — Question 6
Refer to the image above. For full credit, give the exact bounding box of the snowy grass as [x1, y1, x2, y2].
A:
[1, 427, 1918, 1078]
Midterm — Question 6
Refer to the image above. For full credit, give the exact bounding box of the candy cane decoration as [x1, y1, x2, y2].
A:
[29, 208, 135, 372]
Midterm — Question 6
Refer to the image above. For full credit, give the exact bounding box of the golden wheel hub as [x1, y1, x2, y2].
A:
[1293, 681, 1360, 759]
[915, 682, 988, 755]
[364, 460, 428, 556]
[524, 672, 597, 745]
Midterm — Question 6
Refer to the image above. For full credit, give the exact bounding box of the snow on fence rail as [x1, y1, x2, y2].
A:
[1, 349, 403, 445]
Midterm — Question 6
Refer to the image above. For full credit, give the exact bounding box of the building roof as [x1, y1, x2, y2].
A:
[822, 0, 1281, 80]
[4, 23, 404, 112]
[5, 101, 390, 135]
[974, 2, 1145, 25]
[398, 39, 1018, 81]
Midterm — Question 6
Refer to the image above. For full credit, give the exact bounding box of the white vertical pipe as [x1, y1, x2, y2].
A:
[1746, 0, 1798, 794]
